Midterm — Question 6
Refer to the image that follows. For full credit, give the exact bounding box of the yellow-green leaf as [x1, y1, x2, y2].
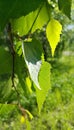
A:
[46, 19, 62, 56]
[20, 116, 25, 123]
[25, 109, 33, 120]
[36, 61, 51, 113]
[26, 77, 32, 94]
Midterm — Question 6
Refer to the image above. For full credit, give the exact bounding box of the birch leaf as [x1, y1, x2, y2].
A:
[46, 19, 62, 56]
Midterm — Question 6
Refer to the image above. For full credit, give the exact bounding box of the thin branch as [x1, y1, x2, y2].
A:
[7, 23, 15, 87]
[7, 22, 20, 105]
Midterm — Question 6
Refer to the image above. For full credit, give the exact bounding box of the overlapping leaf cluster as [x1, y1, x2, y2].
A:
[0, 0, 72, 113]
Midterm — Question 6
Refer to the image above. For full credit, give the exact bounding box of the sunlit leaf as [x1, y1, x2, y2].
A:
[46, 19, 62, 56]
[20, 116, 25, 123]
[12, 3, 49, 36]
[26, 77, 32, 93]
[25, 109, 33, 120]
[36, 61, 51, 113]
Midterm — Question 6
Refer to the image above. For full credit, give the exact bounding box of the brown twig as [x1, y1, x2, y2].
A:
[7, 22, 15, 87]
[7, 22, 20, 105]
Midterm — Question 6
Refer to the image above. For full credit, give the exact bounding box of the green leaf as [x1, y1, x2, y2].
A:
[0, 46, 12, 75]
[0, 0, 43, 30]
[58, 0, 72, 18]
[22, 38, 43, 89]
[36, 61, 51, 113]
[12, 3, 49, 36]
[14, 54, 27, 93]
[14, 40, 22, 56]
[0, 78, 12, 102]
[46, 19, 62, 56]
[0, 104, 16, 116]
[25, 118, 31, 130]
